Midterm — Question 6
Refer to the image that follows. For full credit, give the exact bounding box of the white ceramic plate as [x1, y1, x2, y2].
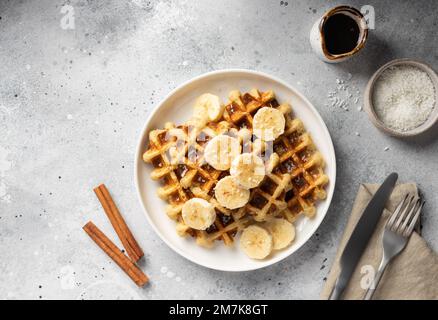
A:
[135, 69, 336, 272]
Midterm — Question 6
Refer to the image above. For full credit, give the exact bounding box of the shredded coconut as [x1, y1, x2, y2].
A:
[326, 76, 361, 112]
[372, 65, 436, 131]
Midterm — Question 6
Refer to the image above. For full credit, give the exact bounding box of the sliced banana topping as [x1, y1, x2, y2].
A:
[204, 135, 241, 170]
[181, 198, 216, 230]
[190, 107, 210, 129]
[240, 225, 273, 259]
[263, 218, 295, 250]
[253, 107, 286, 141]
[193, 93, 224, 123]
[230, 153, 265, 189]
[215, 176, 250, 209]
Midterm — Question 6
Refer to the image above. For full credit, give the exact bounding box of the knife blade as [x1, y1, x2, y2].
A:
[329, 172, 398, 300]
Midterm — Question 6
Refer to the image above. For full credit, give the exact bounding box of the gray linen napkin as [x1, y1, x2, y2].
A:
[321, 183, 438, 300]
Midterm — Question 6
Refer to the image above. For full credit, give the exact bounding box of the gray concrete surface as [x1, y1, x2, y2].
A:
[0, 0, 437, 300]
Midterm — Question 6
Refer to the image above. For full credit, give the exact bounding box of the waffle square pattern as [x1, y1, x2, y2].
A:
[143, 89, 328, 259]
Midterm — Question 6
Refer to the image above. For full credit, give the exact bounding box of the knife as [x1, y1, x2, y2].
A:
[328, 172, 398, 300]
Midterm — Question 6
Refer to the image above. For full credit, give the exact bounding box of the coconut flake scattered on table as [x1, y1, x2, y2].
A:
[326, 74, 362, 112]
[372, 65, 436, 132]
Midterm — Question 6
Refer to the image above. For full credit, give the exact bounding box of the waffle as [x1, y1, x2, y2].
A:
[273, 116, 329, 222]
[143, 121, 243, 247]
[223, 89, 329, 222]
[143, 89, 328, 248]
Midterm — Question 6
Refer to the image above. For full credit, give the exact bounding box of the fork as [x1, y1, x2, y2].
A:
[363, 194, 425, 300]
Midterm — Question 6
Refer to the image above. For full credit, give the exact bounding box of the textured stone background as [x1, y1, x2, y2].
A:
[0, 0, 437, 299]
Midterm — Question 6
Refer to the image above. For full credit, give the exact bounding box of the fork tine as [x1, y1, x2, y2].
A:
[386, 194, 409, 229]
[403, 200, 425, 237]
[399, 198, 421, 234]
[392, 195, 415, 232]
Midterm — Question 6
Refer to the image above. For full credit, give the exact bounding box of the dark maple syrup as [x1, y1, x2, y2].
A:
[323, 13, 360, 55]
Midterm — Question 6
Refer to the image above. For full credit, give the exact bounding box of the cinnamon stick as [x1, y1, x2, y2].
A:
[83, 221, 148, 287]
[93, 184, 144, 262]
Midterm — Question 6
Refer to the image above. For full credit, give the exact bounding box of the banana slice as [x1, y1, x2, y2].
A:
[240, 225, 273, 259]
[252, 107, 286, 141]
[204, 135, 241, 171]
[215, 176, 250, 209]
[189, 110, 210, 129]
[181, 198, 216, 230]
[230, 153, 265, 189]
[263, 218, 295, 250]
[194, 93, 224, 122]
